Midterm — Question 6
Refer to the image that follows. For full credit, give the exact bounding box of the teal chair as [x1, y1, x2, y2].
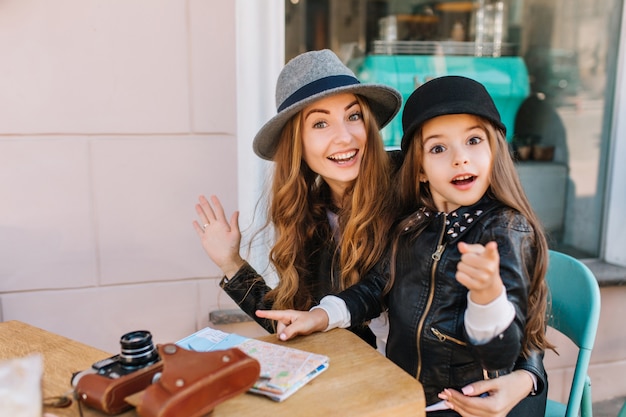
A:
[618, 400, 626, 417]
[544, 250, 601, 417]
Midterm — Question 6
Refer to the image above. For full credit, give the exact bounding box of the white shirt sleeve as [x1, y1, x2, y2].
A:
[368, 312, 390, 355]
[464, 285, 515, 344]
[311, 295, 351, 331]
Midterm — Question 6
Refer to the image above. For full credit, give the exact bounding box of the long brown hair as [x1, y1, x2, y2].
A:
[393, 117, 554, 356]
[265, 95, 395, 311]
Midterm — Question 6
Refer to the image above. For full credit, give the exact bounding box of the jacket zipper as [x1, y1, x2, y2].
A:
[415, 214, 447, 379]
[431, 327, 467, 346]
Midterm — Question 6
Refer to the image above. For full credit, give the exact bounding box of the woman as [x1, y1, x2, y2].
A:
[194, 51, 545, 417]
[193, 49, 401, 348]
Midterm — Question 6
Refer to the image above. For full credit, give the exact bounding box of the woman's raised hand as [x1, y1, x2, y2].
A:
[193, 195, 244, 278]
[255, 309, 330, 341]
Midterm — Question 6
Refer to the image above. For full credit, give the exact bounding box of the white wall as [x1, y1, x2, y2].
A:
[235, 0, 283, 282]
[0, 0, 244, 353]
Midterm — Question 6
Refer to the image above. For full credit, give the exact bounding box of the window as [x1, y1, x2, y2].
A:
[285, 0, 623, 258]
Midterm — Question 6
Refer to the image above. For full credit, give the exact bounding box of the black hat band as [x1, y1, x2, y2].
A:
[278, 75, 360, 112]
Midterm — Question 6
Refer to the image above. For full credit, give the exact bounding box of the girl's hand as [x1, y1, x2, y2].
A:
[193, 195, 244, 278]
[456, 241, 503, 305]
[255, 309, 329, 341]
[437, 370, 534, 417]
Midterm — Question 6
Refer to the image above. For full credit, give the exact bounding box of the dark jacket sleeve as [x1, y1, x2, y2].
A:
[468, 321, 524, 373]
[464, 211, 535, 372]
[219, 262, 275, 333]
[336, 259, 389, 325]
[514, 350, 547, 396]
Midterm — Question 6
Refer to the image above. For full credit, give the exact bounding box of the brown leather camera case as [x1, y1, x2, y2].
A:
[75, 360, 164, 415]
[136, 344, 261, 417]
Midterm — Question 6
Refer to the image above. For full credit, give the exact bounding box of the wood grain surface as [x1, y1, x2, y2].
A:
[0, 321, 425, 417]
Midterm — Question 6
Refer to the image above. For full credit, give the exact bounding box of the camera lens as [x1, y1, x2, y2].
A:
[118, 330, 159, 369]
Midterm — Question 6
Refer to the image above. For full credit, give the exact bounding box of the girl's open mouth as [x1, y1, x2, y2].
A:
[451, 175, 476, 185]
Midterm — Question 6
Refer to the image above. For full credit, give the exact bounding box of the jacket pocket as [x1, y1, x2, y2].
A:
[430, 327, 467, 346]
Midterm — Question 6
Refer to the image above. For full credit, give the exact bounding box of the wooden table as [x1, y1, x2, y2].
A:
[0, 320, 425, 417]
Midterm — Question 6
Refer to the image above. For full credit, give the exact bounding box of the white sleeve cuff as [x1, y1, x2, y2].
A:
[521, 370, 538, 395]
[311, 295, 351, 331]
[465, 285, 515, 344]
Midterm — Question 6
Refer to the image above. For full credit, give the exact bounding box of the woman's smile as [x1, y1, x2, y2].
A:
[301, 93, 368, 200]
[327, 149, 359, 165]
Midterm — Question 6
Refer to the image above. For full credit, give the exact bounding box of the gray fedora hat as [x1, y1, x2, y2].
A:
[253, 49, 402, 160]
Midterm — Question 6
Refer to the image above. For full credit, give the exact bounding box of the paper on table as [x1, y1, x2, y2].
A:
[177, 327, 329, 402]
[425, 400, 450, 412]
[0, 354, 43, 417]
[425, 391, 488, 412]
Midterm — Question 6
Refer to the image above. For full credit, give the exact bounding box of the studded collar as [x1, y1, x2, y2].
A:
[405, 195, 501, 244]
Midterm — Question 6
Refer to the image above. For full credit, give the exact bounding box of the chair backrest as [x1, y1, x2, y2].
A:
[546, 250, 601, 417]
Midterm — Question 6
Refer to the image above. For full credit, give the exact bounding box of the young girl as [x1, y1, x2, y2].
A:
[257, 75, 553, 416]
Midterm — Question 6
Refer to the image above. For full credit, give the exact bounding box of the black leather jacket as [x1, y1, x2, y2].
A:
[220, 219, 377, 347]
[337, 195, 547, 412]
[219, 151, 408, 347]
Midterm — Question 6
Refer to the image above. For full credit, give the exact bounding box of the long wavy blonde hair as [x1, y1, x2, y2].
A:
[393, 117, 554, 356]
[264, 95, 395, 311]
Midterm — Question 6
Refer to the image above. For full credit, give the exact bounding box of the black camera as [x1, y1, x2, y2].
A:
[72, 330, 164, 415]
[90, 330, 160, 379]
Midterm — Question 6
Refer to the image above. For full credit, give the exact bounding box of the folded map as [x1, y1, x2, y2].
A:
[177, 327, 329, 402]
